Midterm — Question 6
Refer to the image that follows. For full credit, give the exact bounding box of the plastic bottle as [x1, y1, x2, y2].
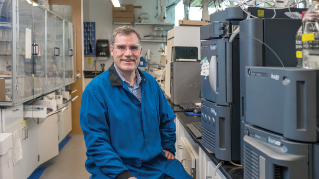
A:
[296, 26, 303, 67]
[302, 1, 319, 69]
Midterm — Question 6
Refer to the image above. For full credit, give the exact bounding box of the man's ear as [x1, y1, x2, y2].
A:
[110, 45, 114, 56]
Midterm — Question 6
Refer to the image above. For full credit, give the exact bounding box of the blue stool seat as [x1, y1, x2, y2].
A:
[89, 176, 92, 179]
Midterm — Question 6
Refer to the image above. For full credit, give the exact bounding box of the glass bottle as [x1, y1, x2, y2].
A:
[302, 1, 319, 69]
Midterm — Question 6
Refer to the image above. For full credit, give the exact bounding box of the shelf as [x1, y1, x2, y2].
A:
[141, 39, 167, 43]
[113, 22, 132, 25]
[135, 23, 174, 26]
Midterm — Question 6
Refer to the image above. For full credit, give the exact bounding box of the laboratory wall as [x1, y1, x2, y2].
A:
[83, 0, 176, 72]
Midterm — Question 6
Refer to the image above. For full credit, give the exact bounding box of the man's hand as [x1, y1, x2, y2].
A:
[128, 177, 137, 179]
[162, 148, 175, 160]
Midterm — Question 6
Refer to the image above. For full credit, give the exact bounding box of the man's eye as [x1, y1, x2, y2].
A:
[130, 46, 138, 50]
[117, 46, 126, 50]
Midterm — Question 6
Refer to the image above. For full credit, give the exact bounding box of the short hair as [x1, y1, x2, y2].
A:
[112, 26, 141, 45]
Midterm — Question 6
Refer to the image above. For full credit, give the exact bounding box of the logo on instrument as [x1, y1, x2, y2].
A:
[271, 73, 279, 80]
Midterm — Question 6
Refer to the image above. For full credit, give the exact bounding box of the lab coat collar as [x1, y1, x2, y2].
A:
[109, 63, 146, 87]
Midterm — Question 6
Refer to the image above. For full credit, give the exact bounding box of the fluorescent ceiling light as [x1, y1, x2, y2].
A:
[111, 0, 121, 7]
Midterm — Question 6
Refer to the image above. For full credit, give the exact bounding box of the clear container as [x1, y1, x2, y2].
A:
[3, 30, 10, 41]
[296, 26, 303, 67]
[0, 43, 6, 55]
[302, 1, 319, 69]
[0, 29, 3, 41]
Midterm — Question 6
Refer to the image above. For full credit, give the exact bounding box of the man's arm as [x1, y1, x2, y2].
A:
[157, 85, 177, 156]
[80, 88, 133, 179]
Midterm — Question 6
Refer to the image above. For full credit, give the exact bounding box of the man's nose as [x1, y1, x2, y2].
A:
[124, 47, 132, 56]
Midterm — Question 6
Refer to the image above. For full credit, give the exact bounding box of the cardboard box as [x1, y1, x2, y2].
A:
[179, 20, 210, 26]
[0, 78, 5, 101]
[113, 5, 134, 23]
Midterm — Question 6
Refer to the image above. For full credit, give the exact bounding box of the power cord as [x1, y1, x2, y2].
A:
[230, 161, 243, 167]
[212, 161, 224, 179]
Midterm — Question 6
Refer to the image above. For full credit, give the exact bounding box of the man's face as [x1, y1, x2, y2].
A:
[110, 33, 142, 73]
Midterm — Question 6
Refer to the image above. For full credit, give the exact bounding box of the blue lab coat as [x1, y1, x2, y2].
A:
[80, 64, 192, 179]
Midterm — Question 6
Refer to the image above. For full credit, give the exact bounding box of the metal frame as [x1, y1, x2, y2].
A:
[45, 10, 48, 93]
[63, 20, 65, 87]
[1, 0, 76, 107]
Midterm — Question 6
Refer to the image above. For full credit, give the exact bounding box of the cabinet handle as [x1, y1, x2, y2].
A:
[23, 127, 27, 140]
[54, 47, 60, 56]
[206, 177, 212, 179]
[69, 49, 73, 57]
[12, 109, 20, 112]
[26, 127, 28, 139]
[32, 43, 39, 55]
[178, 145, 183, 149]
[22, 128, 25, 140]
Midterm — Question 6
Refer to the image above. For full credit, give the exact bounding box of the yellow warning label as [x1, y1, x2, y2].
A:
[302, 33, 315, 41]
[258, 10, 264, 17]
[296, 51, 302, 58]
[88, 57, 92, 65]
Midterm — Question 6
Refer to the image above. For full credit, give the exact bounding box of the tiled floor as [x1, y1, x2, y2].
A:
[39, 133, 91, 179]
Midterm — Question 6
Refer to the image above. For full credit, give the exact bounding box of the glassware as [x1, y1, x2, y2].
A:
[3, 30, 9, 41]
[6, 43, 11, 55]
[302, 1, 319, 69]
[0, 29, 3, 41]
[0, 43, 5, 55]
[296, 26, 303, 67]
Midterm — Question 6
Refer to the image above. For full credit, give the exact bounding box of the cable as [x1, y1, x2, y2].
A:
[212, 161, 224, 179]
[317, 127, 319, 133]
[228, 166, 244, 173]
[223, 32, 285, 67]
[230, 161, 243, 167]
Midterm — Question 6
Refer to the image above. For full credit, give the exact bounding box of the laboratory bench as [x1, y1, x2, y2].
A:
[167, 99, 243, 179]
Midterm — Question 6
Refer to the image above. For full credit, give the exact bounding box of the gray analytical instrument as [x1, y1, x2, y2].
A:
[243, 124, 319, 179]
[200, 7, 243, 162]
[170, 61, 201, 105]
[243, 67, 319, 179]
[245, 67, 319, 142]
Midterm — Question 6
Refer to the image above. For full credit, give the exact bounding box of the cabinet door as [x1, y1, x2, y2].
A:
[181, 137, 199, 179]
[17, 0, 34, 103]
[199, 148, 209, 179]
[24, 118, 38, 178]
[2, 105, 23, 132]
[64, 102, 72, 135]
[58, 103, 66, 143]
[55, 16, 64, 88]
[5, 122, 26, 179]
[32, 6, 46, 97]
[47, 11, 57, 91]
[175, 119, 184, 161]
[38, 114, 59, 165]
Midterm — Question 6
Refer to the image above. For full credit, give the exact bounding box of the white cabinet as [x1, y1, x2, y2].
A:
[199, 148, 209, 178]
[175, 117, 227, 179]
[180, 137, 199, 179]
[38, 115, 59, 165]
[5, 121, 26, 179]
[64, 101, 72, 137]
[24, 118, 38, 178]
[58, 102, 72, 143]
[0, 133, 13, 179]
[206, 161, 226, 179]
[1, 105, 23, 133]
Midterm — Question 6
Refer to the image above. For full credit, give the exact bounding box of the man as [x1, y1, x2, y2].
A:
[80, 26, 192, 179]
